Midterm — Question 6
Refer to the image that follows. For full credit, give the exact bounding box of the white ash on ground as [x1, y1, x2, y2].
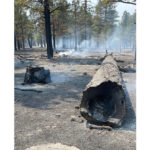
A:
[15, 48, 136, 150]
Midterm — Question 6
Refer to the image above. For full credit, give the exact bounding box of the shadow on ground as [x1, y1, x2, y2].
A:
[119, 74, 136, 131]
[15, 72, 92, 110]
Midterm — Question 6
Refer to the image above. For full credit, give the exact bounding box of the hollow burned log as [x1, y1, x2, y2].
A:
[24, 65, 51, 84]
[80, 55, 126, 127]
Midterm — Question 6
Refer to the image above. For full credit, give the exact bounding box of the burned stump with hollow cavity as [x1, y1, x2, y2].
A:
[80, 55, 126, 127]
[24, 65, 51, 84]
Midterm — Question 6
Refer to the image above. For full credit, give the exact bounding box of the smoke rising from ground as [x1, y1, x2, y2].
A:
[56, 27, 136, 56]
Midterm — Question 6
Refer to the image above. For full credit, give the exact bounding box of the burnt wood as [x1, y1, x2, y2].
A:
[80, 55, 126, 127]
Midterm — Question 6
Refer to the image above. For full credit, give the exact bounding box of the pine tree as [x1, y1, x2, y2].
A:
[92, 0, 118, 47]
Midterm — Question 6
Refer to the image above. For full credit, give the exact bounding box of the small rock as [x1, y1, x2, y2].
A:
[71, 115, 84, 123]
[83, 72, 87, 76]
[75, 105, 80, 109]
[55, 114, 61, 117]
[71, 115, 76, 122]
[78, 120, 84, 123]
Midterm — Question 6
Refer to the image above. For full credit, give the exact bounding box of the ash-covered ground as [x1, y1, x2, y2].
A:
[15, 48, 136, 150]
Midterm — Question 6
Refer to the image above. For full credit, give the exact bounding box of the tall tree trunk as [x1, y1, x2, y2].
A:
[43, 37, 46, 47]
[22, 36, 25, 49]
[51, 1, 56, 51]
[44, 0, 53, 59]
[21, 22, 25, 49]
[52, 22, 56, 50]
[28, 34, 33, 48]
[84, 0, 87, 45]
[31, 37, 32, 48]
[14, 33, 17, 51]
[74, 3, 77, 51]
[28, 37, 32, 48]
[28, 35, 31, 48]
[20, 40, 23, 49]
[134, 39, 136, 64]
[40, 34, 43, 48]
[17, 40, 20, 50]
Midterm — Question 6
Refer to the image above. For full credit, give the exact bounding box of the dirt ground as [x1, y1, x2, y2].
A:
[15, 48, 136, 150]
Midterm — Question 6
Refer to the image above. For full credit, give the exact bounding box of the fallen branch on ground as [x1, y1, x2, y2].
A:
[15, 88, 43, 93]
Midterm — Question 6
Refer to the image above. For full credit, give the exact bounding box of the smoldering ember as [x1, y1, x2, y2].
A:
[15, 0, 136, 150]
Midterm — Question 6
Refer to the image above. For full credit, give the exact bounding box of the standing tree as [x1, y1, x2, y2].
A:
[92, 0, 118, 48]
[44, 0, 53, 58]
[15, 0, 69, 58]
[72, 0, 80, 50]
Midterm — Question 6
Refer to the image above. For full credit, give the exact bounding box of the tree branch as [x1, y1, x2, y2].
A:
[112, 0, 136, 5]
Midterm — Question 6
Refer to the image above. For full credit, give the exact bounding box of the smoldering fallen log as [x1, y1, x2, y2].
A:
[80, 55, 126, 127]
[24, 65, 51, 84]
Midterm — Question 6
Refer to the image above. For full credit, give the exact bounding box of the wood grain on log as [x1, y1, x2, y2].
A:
[80, 56, 126, 127]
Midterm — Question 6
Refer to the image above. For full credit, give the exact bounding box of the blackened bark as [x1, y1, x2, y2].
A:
[44, 0, 53, 58]
[80, 56, 126, 127]
[14, 33, 17, 51]
[31, 37, 32, 48]
[20, 40, 23, 49]
[74, 3, 77, 51]
[40, 34, 43, 48]
[52, 22, 56, 50]
[17, 40, 20, 50]
[28, 34, 33, 48]
[28, 36, 31, 48]
[21, 22, 25, 49]
[43, 38, 46, 47]
[84, 0, 87, 41]
[134, 45, 136, 63]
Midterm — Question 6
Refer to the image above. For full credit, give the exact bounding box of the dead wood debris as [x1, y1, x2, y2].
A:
[86, 123, 112, 131]
[83, 72, 87, 76]
[70, 115, 84, 123]
[15, 88, 43, 93]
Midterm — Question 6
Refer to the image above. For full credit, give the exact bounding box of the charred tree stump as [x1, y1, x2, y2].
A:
[24, 66, 51, 84]
[80, 55, 126, 127]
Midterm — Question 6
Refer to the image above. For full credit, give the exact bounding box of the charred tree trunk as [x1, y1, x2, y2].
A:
[52, 22, 56, 50]
[28, 36, 31, 48]
[40, 34, 43, 48]
[28, 38, 31, 48]
[17, 40, 20, 50]
[43, 37, 46, 47]
[14, 33, 17, 51]
[134, 45, 136, 64]
[21, 22, 25, 49]
[74, 2, 77, 51]
[31, 37, 33, 48]
[28, 34, 33, 48]
[44, 0, 53, 58]
[80, 56, 126, 127]
[84, 0, 87, 48]
[51, 1, 56, 50]
[24, 66, 51, 84]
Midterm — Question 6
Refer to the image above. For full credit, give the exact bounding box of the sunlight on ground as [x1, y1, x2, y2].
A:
[26, 143, 80, 150]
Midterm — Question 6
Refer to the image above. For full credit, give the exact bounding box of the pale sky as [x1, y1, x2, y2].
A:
[68, 0, 136, 20]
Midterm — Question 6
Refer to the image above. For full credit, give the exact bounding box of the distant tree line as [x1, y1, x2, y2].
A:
[15, 0, 136, 58]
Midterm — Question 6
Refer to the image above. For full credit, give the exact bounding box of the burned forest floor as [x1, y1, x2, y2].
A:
[15, 48, 136, 150]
